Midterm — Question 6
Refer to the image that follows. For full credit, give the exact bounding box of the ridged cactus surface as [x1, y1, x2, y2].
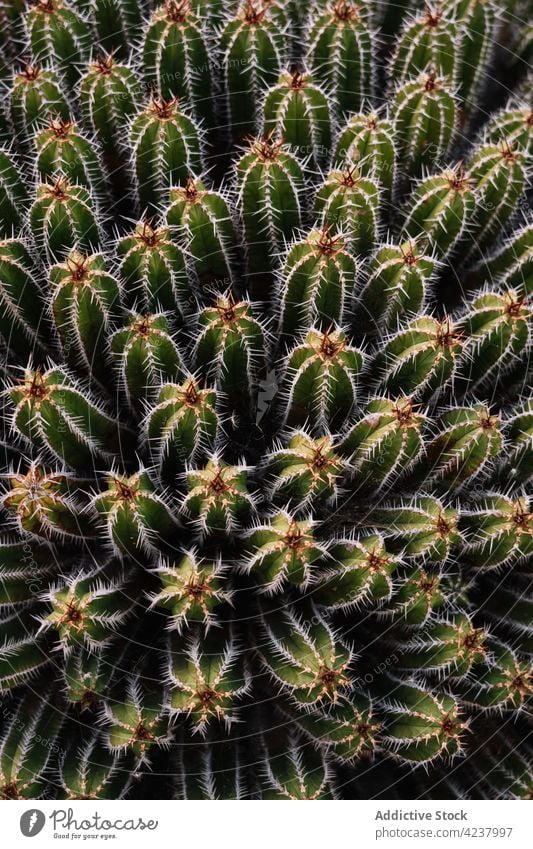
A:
[0, 0, 531, 801]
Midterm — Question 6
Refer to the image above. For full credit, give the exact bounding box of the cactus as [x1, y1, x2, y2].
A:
[262, 68, 332, 167]
[390, 5, 456, 84]
[279, 325, 363, 429]
[24, 0, 92, 88]
[402, 164, 475, 258]
[334, 110, 396, 201]
[0, 149, 29, 237]
[193, 292, 267, 401]
[49, 249, 120, 381]
[129, 95, 203, 214]
[356, 239, 436, 332]
[165, 177, 237, 288]
[79, 55, 138, 155]
[142, 1, 214, 126]
[29, 175, 101, 262]
[373, 315, 462, 401]
[9, 62, 69, 142]
[92, 471, 179, 559]
[110, 312, 184, 408]
[220, 1, 288, 138]
[277, 227, 356, 335]
[167, 627, 249, 733]
[241, 509, 328, 592]
[2, 462, 92, 540]
[315, 166, 380, 256]
[90, 0, 143, 60]
[150, 549, 232, 631]
[35, 116, 107, 207]
[306, 1, 374, 117]
[312, 532, 399, 609]
[0, 238, 49, 358]
[145, 377, 218, 485]
[116, 220, 191, 315]
[443, 0, 496, 109]
[182, 457, 256, 534]
[236, 135, 304, 283]
[391, 70, 457, 182]
[0, 0, 531, 805]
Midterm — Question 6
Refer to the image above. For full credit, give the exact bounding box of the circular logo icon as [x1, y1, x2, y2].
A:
[20, 810, 46, 837]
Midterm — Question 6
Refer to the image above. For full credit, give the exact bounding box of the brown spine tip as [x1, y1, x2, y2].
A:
[166, 0, 190, 22]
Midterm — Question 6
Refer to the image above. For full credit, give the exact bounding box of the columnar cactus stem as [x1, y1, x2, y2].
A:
[79, 55, 139, 155]
[193, 292, 267, 402]
[357, 239, 436, 332]
[236, 134, 304, 282]
[165, 177, 237, 288]
[306, 1, 374, 117]
[42, 559, 133, 651]
[0, 149, 29, 237]
[167, 627, 249, 734]
[442, 0, 496, 108]
[473, 223, 532, 297]
[116, 220, 191, 315]
[340, 397, 425, 489]
[497, 400, 533, 490]
[92, 471, 179, 559]
[142, 1, 214, 126]
[396, 613, 487, 678]
[129, 95, 203, 214]
[150, 550, 231, 632]
[262, 68, 332, 168]
[315, 166, 381, 256]
[0, 238, 48, 358]
[402, 164, 474, 258]
[312, 533, 398, 609]
[49, 249, 120, 383]
[368, 495, 462, 562]
[220, 1, 288, 138]
[2, 463, 93, 541]
[457, 289, 531, 391]
[286, 696, 379, 763]
[259, 600, 353, 705]
[242, 510, 328, 592]
[266, 431, 344, 509]
[484, 106, 533, 155]
[10, 62, 69, 142]
[279, 326, 363, 429]
[24, 0, 92, 88]
[111, 312, 184, 408]
[260, 731, 335, 798]
[378, 678, 467, 763]
[421, 404, 502, 487]
[464, 142, 527, 261]
[390, 5, 456, 84]
[8, 366, 125, 469]
[460, 494, 533, 569]
[391, 70, 457, 182]
[277, 227, 356, 336]
[145, 377, 218, 485]
[182, 457, 256, 534]
[90, 0, 143, 60]
[29, 175, 101, 262]
[334, 110, 396, 201]
[373, 315, 463, 401]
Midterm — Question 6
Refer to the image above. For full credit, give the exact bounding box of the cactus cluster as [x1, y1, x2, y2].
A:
[0, 0, 531, 801]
